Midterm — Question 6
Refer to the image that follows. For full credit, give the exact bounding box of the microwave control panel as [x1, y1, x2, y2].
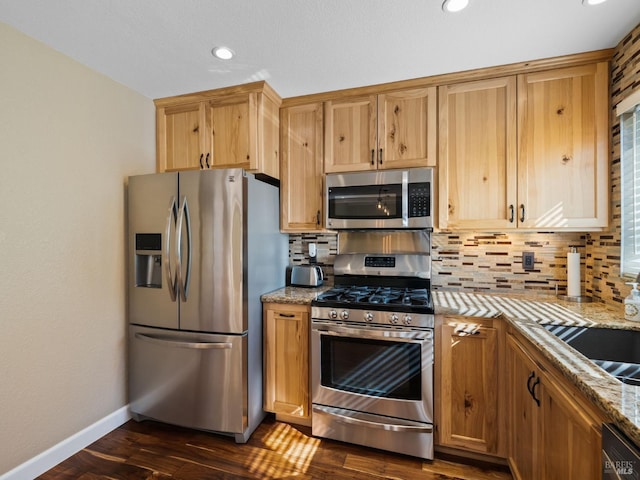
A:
[408, 183, 430, 217]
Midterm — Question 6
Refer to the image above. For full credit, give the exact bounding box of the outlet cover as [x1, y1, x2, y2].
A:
[523, 251, 535, 271]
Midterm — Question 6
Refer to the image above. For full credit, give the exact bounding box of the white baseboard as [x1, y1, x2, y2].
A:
[0, 406, 131, 480]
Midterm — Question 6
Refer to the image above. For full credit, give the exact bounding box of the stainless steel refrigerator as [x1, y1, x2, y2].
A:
[127, 168, 287, 442]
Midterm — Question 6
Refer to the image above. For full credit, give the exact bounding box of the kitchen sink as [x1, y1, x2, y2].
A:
[543, 325, 640, 386]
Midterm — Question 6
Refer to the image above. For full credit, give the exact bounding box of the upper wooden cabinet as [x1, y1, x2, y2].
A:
[439, 76, 517, 230]
[280, 102, 325, 232]
[324, 87, 437, 173]
[439, 61, 609, 230]
[155, 81, 281, 178]
[517, 63, 609, 230]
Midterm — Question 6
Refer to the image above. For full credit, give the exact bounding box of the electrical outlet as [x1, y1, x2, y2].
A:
[523, 251, 535, 271]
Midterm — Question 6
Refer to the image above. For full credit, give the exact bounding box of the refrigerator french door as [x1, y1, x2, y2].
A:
[127, 169, 287, 442]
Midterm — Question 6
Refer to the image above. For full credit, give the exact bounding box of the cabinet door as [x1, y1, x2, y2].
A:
[541, 374, 602, 480]
[439, 77, 517, 230]
[157, 102, 209, 171]
[263, 304, 310, 419]
[208, 94, 255, 169]
[438, 317, 501, 455]
[280, 103, 324, 232]
[324, 95, 377, 173]
[378, 87, 437, 169]
[517, 62, 609, 229]
[257, 93, 280, 180]
[506, 334, 541, 480]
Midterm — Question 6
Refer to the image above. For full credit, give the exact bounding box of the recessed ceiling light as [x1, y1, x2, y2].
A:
[211, 46, 235, 60]
[442, 0, 470, 12]
[582, 0, 607, 4]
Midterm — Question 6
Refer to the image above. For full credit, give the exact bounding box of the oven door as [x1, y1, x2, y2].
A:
[311, 320, 433, 424]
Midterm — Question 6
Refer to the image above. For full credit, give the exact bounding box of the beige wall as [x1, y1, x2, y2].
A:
[0, 22, 155, 474]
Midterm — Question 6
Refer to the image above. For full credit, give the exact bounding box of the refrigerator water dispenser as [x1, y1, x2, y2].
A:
[135, 233, 162, 288]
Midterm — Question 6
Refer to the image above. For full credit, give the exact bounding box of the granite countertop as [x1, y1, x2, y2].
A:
[261, 286, 640, 447]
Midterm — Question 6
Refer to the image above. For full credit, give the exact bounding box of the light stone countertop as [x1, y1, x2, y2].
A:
[260, 287, 640, 447]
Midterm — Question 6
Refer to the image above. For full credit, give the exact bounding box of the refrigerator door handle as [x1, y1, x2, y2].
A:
[135, 333, 233, 350]
[176, 196, 192, 302]
[164, 196, 178, 302]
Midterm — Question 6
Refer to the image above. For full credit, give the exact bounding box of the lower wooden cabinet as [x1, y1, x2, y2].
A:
[507, 329, 605, 480]
[262, 303, 310, 424]
[435, 315, 506, 457]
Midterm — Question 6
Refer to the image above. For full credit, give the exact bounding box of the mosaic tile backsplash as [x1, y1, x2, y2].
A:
[289, 231, 587, 294]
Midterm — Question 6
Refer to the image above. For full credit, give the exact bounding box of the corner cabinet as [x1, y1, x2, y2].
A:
[324, 87, 437, 173]
[155, 81, 281, 178]
[439, 61, 609, 230]
[507, 329, 605, 480]
[435, 315, 506, 457]
[262, 303, 311, 425]
[280, 102, 325, 232]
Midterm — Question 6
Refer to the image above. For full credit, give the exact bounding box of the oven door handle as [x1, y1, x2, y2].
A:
[313, 324, 432, 341]
[313, 405, 433, 433]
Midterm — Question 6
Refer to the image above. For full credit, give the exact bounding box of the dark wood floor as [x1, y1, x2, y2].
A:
[38, 416, 512, 479]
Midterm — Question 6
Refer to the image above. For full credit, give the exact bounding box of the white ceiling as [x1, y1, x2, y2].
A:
[1, 0, 639, 100]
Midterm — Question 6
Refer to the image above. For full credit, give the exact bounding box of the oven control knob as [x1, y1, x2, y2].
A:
[340, 310, 349, 320]
[389, 313, 399, 324]
[328, 310, 338, 319]
[404, 315, 412, 325]
[364, 312, 374, 322]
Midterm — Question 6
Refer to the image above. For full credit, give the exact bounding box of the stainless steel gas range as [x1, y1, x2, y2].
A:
[310, 231, 434, 460]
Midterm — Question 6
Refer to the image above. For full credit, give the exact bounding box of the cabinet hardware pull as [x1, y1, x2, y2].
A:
[526, 371, 535, 396]
[520, 204, 525, 223]
[199, 153, 204, 169]
[277, 313, 296, 318]
[509, 205, 515, 223]
[531, 377, 541, 407]
[316, 210, 321, 226]
[371, 149, 375, 165]
[379, 148, 383, 165]
[205, 153, 210, 169]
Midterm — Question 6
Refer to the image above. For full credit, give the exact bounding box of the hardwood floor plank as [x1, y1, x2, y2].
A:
[38, 416, 512, 480]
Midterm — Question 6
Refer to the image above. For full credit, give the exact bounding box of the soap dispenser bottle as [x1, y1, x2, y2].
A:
[624, 282, 640, 322]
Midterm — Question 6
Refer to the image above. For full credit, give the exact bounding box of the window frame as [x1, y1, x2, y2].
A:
[619, 89, 640, 278]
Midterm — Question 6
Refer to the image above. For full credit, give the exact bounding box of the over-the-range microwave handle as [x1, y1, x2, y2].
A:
[313, 405, 433, 433]
[175, 196, 192, 302]
[402, 170, 409, 227]
[135, 333, 233, 350]
[164, 196, 178, 302]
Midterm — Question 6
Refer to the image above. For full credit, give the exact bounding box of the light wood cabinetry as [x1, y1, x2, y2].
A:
[439, 61, 608, 230]
[507, 329, 605, 480]
[263, 303, 310, 425]
[435, 315, 506, 457]
[280, 102, 324, 232]
[517, 63, 609, 230]
[324, 87, 437, 173]
[439, 77, 517, 230]
[155, 81, 281, 178]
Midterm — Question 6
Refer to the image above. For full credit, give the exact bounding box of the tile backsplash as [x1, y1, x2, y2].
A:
[288, 231, 586, 295]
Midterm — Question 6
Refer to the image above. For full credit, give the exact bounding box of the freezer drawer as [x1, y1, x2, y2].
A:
[129, 325, 247, 436]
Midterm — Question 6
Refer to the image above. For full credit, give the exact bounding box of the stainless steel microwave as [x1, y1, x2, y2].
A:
[326, 168, 433, 230]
